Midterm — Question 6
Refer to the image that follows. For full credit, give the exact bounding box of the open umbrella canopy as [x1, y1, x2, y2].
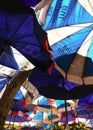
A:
[39, 0, 93, 85]
[0, 0, 53, 72]
[29, 67, 93, 100]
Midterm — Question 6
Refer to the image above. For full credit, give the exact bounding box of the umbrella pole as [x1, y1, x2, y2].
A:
[51, 104, 52, 126]
[64, 99, 68, 125]
[63, 80, 68, 126]
[62, 78, 69, 128]
[42, 111, 43, 125]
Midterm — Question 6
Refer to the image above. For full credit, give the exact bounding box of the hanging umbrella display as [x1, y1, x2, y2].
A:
[0, 0, 93, 129]
[38, 0, 93, 85]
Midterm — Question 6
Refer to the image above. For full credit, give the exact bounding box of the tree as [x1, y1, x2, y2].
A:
[0, 69, 32, 130]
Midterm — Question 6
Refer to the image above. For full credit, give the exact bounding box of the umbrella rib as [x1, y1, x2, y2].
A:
[1, 51, 17, 66]
[13, 36, 43, 48]
[81, 31, 93, 47]
[88, 0, 93, 10]
[12, 34, 48, 49]
[12, 41, 51, 58]
[13, 43, 42, 55]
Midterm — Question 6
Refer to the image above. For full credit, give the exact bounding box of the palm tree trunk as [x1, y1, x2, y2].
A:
[0, 69, 32, 130]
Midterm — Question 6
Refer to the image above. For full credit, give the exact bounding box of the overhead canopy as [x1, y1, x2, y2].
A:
[0, 0, 93, 127]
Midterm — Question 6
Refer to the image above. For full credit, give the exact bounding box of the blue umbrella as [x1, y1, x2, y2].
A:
[0, 0, 53, 72]
[39, 0, 93, 85]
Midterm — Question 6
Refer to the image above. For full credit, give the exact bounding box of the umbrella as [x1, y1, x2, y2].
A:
[39, 0, 93, 85]
[26, 0, 93, 101]
[29, 67, 93, 100]
[0, 0, 53, 73]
